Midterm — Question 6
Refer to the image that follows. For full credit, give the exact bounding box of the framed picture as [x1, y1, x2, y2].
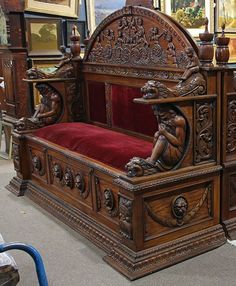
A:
[25, 0, 78, 18]
[216, 0, 236, 32]
[86, 0, 126, 33]
[228, 34, 236, 63]
[26, 18, 62, 56]
[66, 20, 86, 46]
[164, 0, 214, 37]
[29, 58, 60, 106]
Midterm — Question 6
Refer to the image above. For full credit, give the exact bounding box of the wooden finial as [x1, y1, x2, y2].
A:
[70, 25, 81, 58]
[221, 23, 225, 37]
[204, 17, 209, 33]
[125, 0, 154, 9]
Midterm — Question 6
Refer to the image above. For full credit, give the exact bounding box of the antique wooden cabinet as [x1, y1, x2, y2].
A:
[0, 0, 31, 122]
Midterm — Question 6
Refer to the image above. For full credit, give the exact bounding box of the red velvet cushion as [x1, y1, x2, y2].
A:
[34, 123, 152, 171]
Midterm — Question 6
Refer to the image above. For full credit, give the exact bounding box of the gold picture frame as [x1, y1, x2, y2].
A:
[228, 34, 236, 63]
[163, 0, 214, 37]
[216, 0, 236, 32]
[25, 0, 78, 18]
[26, 18, 62, 56]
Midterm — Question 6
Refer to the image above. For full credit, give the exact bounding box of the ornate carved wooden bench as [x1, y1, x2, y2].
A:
[7, 1, 236, 280]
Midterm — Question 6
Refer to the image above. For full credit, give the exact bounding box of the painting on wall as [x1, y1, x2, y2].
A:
[228, 35, 236, 63]
[94, 0, 126, 26]
[216, 0, 236, 32]
[0, 6, 8, 45]
[26, 18, 62, 56]
[66, 20, 86, 46]
[25, 0, 78, 18]
[164, 0, 214, 36]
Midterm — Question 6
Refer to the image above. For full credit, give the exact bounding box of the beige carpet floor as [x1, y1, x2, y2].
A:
[1, 158, 236, 286]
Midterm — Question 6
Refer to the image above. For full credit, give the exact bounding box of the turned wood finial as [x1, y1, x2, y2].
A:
[221, 23, 225, 37]
[83, 29, 91, 47]
[204, 17, 209, 33]
[125, 0, 154, 9]
[70, 25, 81, 58]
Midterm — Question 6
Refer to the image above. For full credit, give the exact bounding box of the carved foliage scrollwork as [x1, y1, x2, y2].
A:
[227, 99, 236, 154]
[195, 102, 215, 164]
[145, 184, 212, 228]
[119, 196, 133, 240]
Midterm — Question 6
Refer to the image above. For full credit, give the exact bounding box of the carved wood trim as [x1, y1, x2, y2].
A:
[194, 101, 215, 164]
[227, 98, 236, 154]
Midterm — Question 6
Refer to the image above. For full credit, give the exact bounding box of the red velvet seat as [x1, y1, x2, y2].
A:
[34, 122, 153, 171]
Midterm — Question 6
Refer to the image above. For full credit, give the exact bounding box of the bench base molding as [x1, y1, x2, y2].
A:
[8, 179, 226, 280]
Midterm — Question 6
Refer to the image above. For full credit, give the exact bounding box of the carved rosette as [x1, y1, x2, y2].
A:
[119, 197, 133, 240]
[145, 184, 211, 227]
[12, 143, 20, 172]
[227, 99, 236, 154]
[63, 168, 74, 189]
[194, 102, 215, 163]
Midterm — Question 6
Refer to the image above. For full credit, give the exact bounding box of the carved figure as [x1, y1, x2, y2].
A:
[166, 34, 177, 65]
[55, 46, 72, 69]
[180, 47, 200, 81]
[32, 155, 41, 171]
[141, 48, 205, 99]
[126, 106, 187, 177]
[15, 84, 62, 131]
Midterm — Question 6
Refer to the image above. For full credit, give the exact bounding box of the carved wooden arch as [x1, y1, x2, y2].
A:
[83, 5, 199, 69]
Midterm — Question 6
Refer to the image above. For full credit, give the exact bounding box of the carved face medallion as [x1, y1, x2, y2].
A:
[63, 169, 74, 189]
[32, 155, 41, 171]
[104, 189, 114, 212]
[53, 164, 62, 180]
[75, 173, 85, 194]
[172, 195, 188, 219]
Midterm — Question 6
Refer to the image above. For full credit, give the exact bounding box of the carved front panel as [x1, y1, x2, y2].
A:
[194, 101, 216, 164]
[84, 7, 196, 70]
[226, 97, 236, 156]
[48, 156, 93, 209]
[144, 181, 213, 242]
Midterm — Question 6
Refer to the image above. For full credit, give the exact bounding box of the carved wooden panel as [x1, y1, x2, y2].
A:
[48, 155, 93, 209]
[144, 181, 213, 242]
[84, 7, 197, 70]
[12, 143, 20, 172]
[194, 100, 216, 164]
[119, 196, 133, 240]
[226, 96, 236, 156]
[229, 174, 236, 209]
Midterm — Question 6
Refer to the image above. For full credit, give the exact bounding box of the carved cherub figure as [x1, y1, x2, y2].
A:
[55, 45, 72, 69]
[180, 47, 200, 81]
[33, 84, 61, 125]
[147, 106, 186, 170]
